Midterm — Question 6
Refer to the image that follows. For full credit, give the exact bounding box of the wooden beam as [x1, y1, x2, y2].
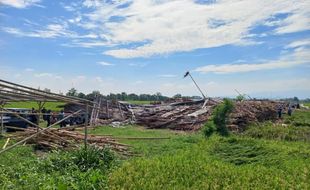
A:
[0, 110, 82, 155]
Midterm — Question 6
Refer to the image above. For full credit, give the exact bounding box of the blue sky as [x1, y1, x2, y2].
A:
[0, 0, 309, 98]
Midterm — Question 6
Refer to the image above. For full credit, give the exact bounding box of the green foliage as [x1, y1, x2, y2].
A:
[0, 146, 117, 189]
[126, 100, 152, 105]
[284, 110, 310, 127]
[40, 146, 117, 172]
[203, 121, 216, 138]
[90, 125, 202, 157]
[244, 122, 310, 142]
[212, 138, 281, 166]
[4, 101, 65, 111]
[108, 136, 310, 189]
[212, 98, 234, 136]
[2, 118, 310, 190]
[236, 94, 246, 101]
[66, 87, 78, 97]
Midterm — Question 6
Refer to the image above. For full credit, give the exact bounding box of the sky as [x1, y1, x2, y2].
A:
[0, 0, 309, 98]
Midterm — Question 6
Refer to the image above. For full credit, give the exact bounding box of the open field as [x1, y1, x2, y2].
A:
[4, 101, 65, 111]
[126, 100, 152, 105]
[1, 108, 310, 189]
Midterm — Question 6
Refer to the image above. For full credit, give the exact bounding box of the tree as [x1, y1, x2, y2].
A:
[66, 88, 78, 97]
[78, 92, 86, 99]
[212, 99, 234, 136]
[293, 96, 299, 103]
[86, 90, 101, 101]
[173, 94, 182, 98]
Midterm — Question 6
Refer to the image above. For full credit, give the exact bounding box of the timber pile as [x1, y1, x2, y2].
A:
[228, 100, 285, 132]
[134, 98, 220, 130]
[10, 127, 129, 154]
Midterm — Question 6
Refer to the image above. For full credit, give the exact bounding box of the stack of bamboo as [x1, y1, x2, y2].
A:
[7, 127, 129, 154]
[134, 99, 219, 130]
[228, 100, 285, 131]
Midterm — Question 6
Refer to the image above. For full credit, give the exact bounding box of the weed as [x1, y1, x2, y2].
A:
[209, 98, 234, 136]
[203, 120, 216, 137]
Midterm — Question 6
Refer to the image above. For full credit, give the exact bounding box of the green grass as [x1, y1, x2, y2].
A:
[4, 101, 65, 111]
[89, 125, 201, 157]
[1, 109, 310, 189]
[109, 136, 310, 190]
[303, 102, 310, 107]
[284, 109, 310, 127]
[244, 122, 310, 142]
[126, 100, 152, 105]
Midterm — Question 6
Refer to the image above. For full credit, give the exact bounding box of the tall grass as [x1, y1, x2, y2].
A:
[109, 136, 310, 189]
[244, 123, 310, 142]
[0, 146, 118, 189]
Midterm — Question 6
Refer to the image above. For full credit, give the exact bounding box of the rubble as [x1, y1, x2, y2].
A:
[228, 100, 286, 132]
[6, 126, 130, 155]
[63, 98, 286, 132]
[133, 98, 220, 130]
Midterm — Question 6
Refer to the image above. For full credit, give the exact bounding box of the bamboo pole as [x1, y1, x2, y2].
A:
[188, 72, 206, 99]
[0, 82, 84, 106]
[0, 110, 82, 155]
[84, 105, 89, 149]
[2, 138, 10, 149]
[0, 79, 93, 104]
[1, 105, 3, 136]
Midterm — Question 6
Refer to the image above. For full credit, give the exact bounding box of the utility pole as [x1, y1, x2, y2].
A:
[184, 71, 206, 99]
[235, 89, 252, 100]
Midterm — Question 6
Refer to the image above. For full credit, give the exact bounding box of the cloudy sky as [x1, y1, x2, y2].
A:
[0, 0, 309, 98]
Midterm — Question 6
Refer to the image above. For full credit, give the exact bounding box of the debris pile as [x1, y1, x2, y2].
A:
[8, 126, 129, 154]
[63, 99, 286, 132]
[228, 100, 285, 132]
[134, 99, 220, 130]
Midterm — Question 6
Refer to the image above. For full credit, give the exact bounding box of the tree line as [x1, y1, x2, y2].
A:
[65, 88, 201, 101]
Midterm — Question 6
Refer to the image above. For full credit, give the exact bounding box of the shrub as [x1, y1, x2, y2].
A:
[203, 121, 216, 138]
[40, 146, 117, 173]
[212, 99, 234, 136]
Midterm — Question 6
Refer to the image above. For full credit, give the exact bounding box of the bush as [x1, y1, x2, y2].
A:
[0, 146, 118, 189]
[40, 146, 117, 173]
[203, 121, 216, 138]
[212, 99, 234, 136]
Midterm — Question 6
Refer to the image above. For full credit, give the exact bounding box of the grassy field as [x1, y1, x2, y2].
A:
[303, 102, 310, 107]
[126, 100, 152, 105]
[0, 109, 309, 189]
[4, 101, 65, 111]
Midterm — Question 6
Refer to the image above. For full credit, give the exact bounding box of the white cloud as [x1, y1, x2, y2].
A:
[34, 73, 53, 78]
[285, 38, 310, 49]
[75, 0, 308, 58]
[0, 0, 40, 8]
[274, 7, 310, 34]
[63, 40, 109, 48]
[97, 61, 114, 66]
[1, 24, 72, 38]
[195, 46, 310, 74]
[2, 0, 308, 57]
[1, 24, 98, 39]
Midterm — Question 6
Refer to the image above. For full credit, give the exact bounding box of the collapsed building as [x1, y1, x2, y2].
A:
[63, 98, 286, 132]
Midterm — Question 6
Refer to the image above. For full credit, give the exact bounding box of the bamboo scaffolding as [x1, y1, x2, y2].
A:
[0, 110, 82, 155]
